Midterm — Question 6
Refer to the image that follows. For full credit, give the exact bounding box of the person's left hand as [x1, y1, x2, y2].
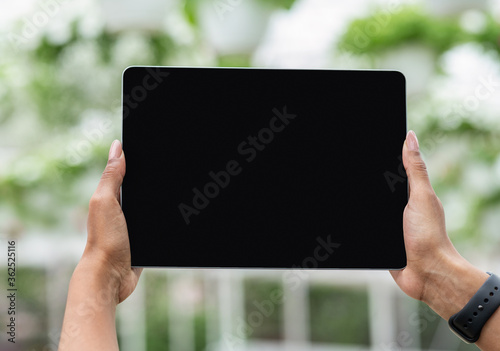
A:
[79, 140, 142, 304]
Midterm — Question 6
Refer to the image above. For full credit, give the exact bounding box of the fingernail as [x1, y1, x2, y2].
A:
[109, 140, 121, 160]
[406, 130, 419, 151]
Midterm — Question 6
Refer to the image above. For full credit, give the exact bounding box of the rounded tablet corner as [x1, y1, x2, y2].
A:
[390, 263, 407, 271]
[390, 256, 407, 270]
[391, 70, 406, 85]
[122, 65, 141, 80]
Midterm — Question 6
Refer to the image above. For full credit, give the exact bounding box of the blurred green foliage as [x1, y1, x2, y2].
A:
[338, 5, 500, 248]
[144, 272, 170, 350]
[0, 0, 301, 233]
[193, 308, 207, 351]
[184, 0, 297, 25]
[244, 279, 283, 340]
[1, 3, 500, 350]
[141, 273, 207, 351]
[309, 285, 370, 344]
[0, 267, 48, 350]
[0, 19, 177, 232]
[338, 6, 500, 56]
[414, 301, 477, 350]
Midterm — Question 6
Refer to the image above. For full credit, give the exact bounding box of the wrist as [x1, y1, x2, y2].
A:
[421, 252, 489, 320]
[72, 253, 122, 306]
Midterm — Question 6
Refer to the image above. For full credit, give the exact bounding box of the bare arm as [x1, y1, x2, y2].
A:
[58, 140, 142, 351]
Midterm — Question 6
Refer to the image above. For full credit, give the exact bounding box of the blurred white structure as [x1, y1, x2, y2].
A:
[2, 0, 500, 350]
[100, 0, 175, 32]
[198, 0, 273, 56]
[3, 234, 499, 351]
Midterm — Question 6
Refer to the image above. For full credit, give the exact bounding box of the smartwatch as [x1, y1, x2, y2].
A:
[448, 273, 500, 343]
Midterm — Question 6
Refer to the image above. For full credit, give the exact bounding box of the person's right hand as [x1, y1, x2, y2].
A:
[390, 130, 488, 319]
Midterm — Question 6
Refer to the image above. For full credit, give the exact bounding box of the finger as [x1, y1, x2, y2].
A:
[402, 130, 433, 196]
[94, 140, 125, 203]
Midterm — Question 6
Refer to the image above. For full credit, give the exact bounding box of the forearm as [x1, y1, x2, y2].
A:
[422, 254, 500, 350]
[58, 256, 120, 351]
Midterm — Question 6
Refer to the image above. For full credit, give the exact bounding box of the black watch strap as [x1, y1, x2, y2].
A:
[448, 273, 500, 343]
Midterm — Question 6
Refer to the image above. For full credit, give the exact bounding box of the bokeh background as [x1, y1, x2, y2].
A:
[1, 0, 500, 350]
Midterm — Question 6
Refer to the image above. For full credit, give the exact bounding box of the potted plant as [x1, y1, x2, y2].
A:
[337, 6, 465, 95]
[100, 0, 176, 32]
[184, 0, 297, 65]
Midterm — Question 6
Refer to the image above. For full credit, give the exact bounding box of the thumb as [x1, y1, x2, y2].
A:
[95, 140, 125, 202]
[403, 130, 432, 195]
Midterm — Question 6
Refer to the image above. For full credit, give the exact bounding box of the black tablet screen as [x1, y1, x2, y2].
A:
[122, 67, 407, 269]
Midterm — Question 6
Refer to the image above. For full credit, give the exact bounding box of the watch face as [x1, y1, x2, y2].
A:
[122, 66, 408, 269]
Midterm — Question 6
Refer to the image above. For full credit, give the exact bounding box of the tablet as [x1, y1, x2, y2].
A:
[122, 66, 407, 269]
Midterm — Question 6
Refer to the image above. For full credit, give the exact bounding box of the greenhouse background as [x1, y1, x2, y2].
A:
[1, 0, 500, 350]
